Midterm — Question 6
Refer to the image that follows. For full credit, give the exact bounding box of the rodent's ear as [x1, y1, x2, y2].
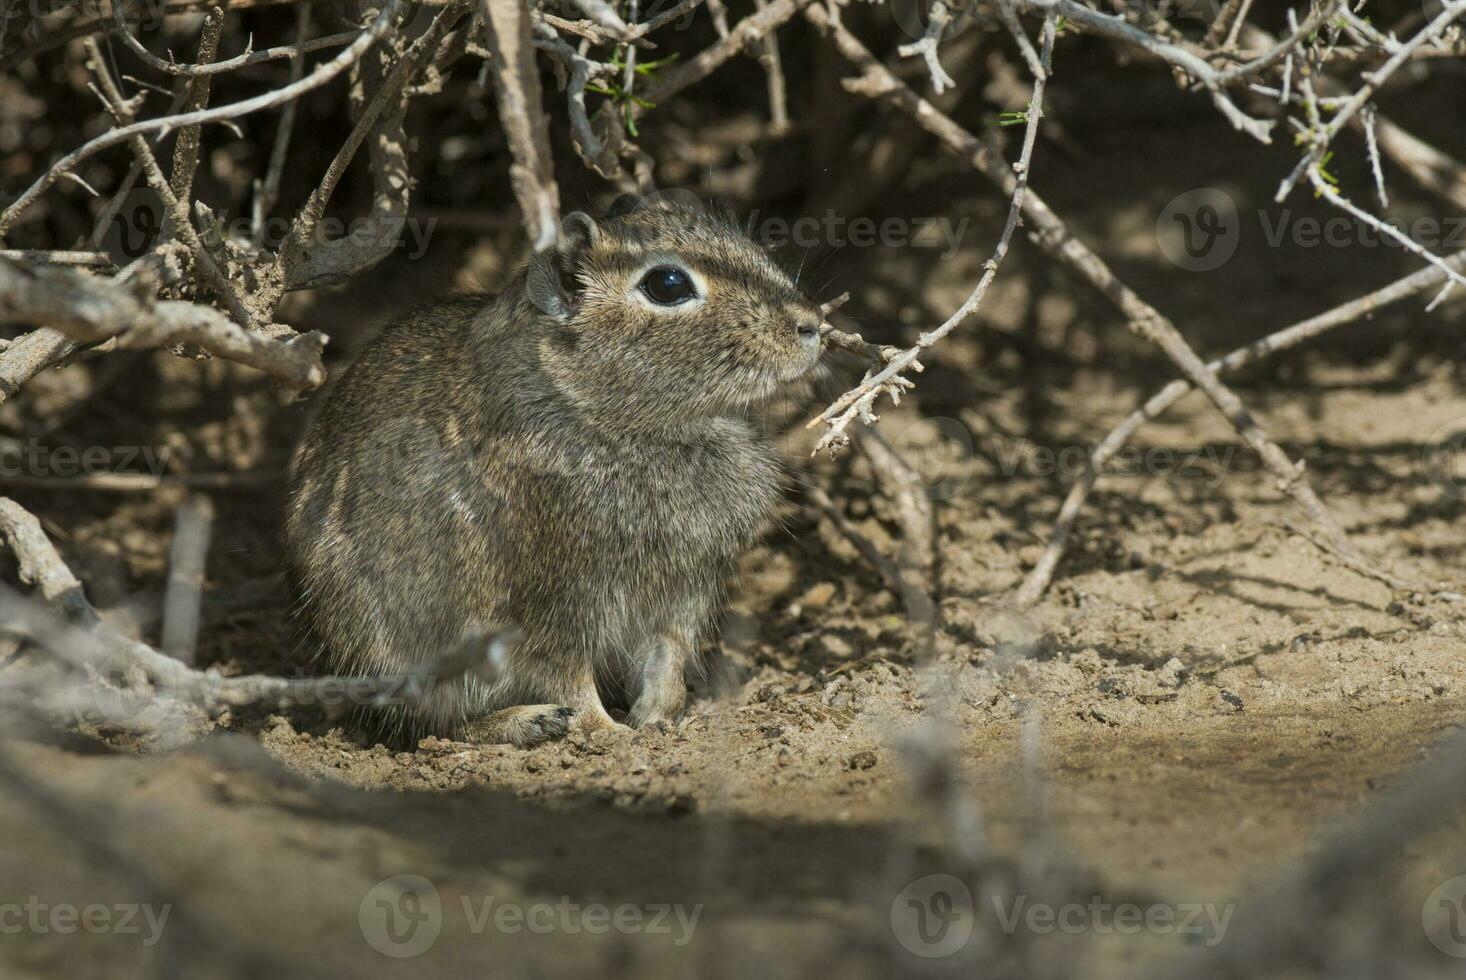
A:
[605, 193, 643, 219]
[526, 212, 599, 321]
[560, 210, 599, 252]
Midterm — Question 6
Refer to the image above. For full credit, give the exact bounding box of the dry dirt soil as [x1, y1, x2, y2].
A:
[3, 103, 1466, 980]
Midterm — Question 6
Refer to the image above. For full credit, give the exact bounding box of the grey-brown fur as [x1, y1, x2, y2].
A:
[284, 195, 822, 745]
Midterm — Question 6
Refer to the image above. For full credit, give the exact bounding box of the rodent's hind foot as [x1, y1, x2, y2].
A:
[459, 704, 575, 747]
[627, 634, 689, 729]
[627, 691, 685, 729]
[572, 702, 632, 736]
[565, 702, 634, 750]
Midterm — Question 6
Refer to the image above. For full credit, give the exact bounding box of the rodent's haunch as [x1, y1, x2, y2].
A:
[284, 194, 823, 745]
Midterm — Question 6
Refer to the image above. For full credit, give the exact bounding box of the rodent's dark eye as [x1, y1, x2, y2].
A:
[639, 266, 697, 306]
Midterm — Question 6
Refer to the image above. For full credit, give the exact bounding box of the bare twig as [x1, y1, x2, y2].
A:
[1013, 0, 1278, 142]
[855, 429, 937, 629]
[161, 495, 215, 665]
[0, 470, 279, 492]
[636, 0, 813, 110]
[0, 250, 115, 268]
[802, 480, 908, 598]
[252, 4, 310, 244]
[534, 21, 618, 172]
[280, 0, 468, 289]
[0, 330, 78, 406]
[0, 259, 327, 392]
[110, 0, 255, 76]
[817, 292, 903, 364]
[807, 5, 1055, 456]
[0, 0, 404, 239]
[897, 0, 955, 94]
[0, 495, 516, 736]
[808, 2, 1391, 598]
[1213, 0, 1340, 84]
[481, 0, 561, 252]
[1361, 105, 1388, 208]
[752, 0, 791, 132]
[167, 6, 226, 206]
[1307, 170, 1466, 297]
[628, 0, 707, 37]
[1015, 248, 1466, 604]
[84, 35, 256, 327]
[109, 0, 361, 77]
[1368, 112, 1466, 213]
[704, 0, 731, 37]
[0, 498, 99, 626]
[568, 0, 634, 40]
[1276, 1, 1466, 201]
[1239, 19, 1466, 210]
[1204, 0, 1250, 49]
[3, 582, 519, 735]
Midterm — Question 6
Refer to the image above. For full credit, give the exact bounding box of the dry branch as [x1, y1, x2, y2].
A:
[0, 250, 115, 269]
[0, 330, 78, 405]
[854, 429, 937, 630]
[481, 0, 562, 253]
[84, 35, 257, 328]
[751, 0, 791, 132]
[168, 6, 227, 206]
[806, 2, 1398, 599]
[161, 495, 215, 665]
[4, 583, 520, 734]
[0, 259, 327, 392]
[802, 478, 908, 599]
[251, 4, 310, 243]
[1276, 1, 1466, 201]
[0, 496, 517, 738]
[807, 2, 1054, 457]
[1016, 248, 1466, 605]
[534, 21, 618, 173]
[636, 0, 813, 109]
[0, 0, 405, 240]
[0, 498, 98, 627]
[280, 0, 469, 290]
[1014, 0, 1280, 142]
[898, 0, 956, 93]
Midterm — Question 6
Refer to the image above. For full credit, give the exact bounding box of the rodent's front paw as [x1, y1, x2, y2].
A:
[460, 704, 574, 747]
[513, 705, 575, 746]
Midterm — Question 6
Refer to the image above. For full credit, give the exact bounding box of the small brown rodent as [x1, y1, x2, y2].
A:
[284, 193, 823, 745]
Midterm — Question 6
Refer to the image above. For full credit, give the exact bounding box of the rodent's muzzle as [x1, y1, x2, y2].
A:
[786, 309, 824, 378]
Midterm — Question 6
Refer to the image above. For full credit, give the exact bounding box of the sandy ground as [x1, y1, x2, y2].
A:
[3, 101, 1466, 978]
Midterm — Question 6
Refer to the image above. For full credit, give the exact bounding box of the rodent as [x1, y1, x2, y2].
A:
[283, 193, 823, 745]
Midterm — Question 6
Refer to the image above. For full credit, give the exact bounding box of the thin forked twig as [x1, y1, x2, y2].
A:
[807, 4, 1057, 456]
[1015, 249, 1466, 604]
[808, 1, 1402, 598]
[0, 0, 404, 239]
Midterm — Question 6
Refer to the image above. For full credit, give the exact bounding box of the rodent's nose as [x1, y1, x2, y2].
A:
[795, 312, 821, 344]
